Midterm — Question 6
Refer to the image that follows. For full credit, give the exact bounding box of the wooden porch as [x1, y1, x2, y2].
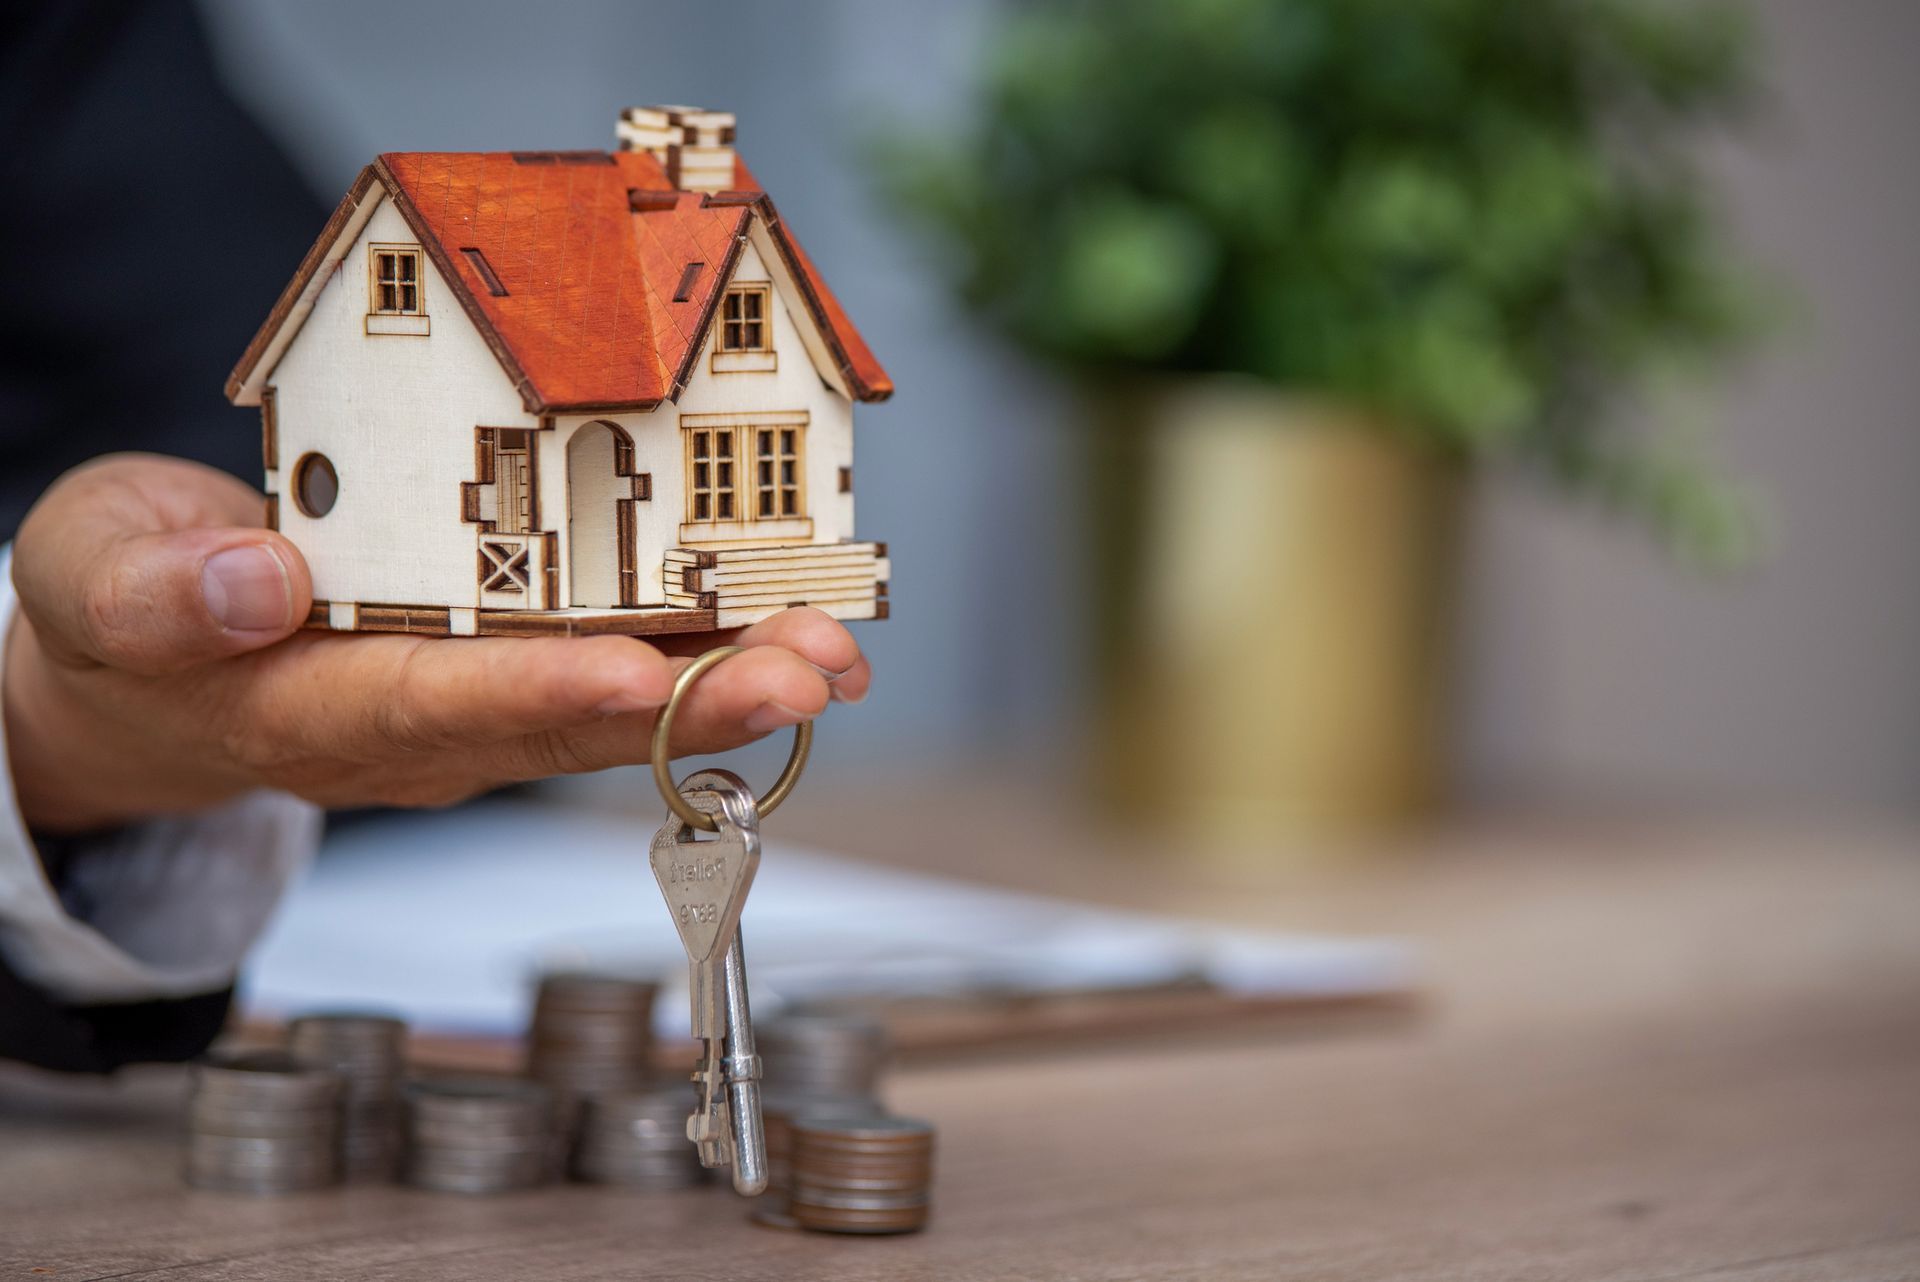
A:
[664, 540, 890, 627]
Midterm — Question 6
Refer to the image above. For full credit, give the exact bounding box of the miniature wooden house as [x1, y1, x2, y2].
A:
[227, 106, 891, 637]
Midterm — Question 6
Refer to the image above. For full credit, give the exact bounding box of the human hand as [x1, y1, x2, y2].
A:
[3, 454, 870, 833]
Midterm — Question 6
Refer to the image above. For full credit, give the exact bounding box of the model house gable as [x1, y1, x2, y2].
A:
[680, 237, 838, 391]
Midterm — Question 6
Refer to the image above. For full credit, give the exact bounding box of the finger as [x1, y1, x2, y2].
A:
[829, 652, 872, 705]
[237, 632, 677, 761]
[22, 452, 273, 540]
[14, 454, 312, 673]
[272, 750, 504, 812]
[470, 643, 832, 783]
[666, 642, 833, 752]
[652, 607, 864, 682]
[314, 611, 859, 762]
[44, 528, 310, 674]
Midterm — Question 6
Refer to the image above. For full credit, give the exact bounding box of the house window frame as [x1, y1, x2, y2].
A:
[752, 424, 806, 521]
[368, 245, 426, 317]
[680, 413, 812, 543]
[685, 425, 743, 525]
[718, 284, 772, 354]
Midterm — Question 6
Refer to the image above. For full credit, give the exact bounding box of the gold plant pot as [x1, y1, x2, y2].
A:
[1087, 378, 1461, 846]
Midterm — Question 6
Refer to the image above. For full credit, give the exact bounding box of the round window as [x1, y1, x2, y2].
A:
[292, 452, 339, 518]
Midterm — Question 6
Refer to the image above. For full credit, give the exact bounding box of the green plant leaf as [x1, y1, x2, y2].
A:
[872, 0, 1776, 560]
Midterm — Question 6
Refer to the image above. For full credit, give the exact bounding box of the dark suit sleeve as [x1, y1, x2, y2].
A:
[0, 0, 327, 540]
[0, 948, 232, 1073]
[0, 833, 235, 1072]
[0, 2, 324, 1069]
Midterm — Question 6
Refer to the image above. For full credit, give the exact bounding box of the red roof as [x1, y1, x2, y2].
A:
[228, 149, 891, 412]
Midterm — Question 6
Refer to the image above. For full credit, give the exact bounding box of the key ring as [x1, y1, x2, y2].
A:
[650, 646, 812, 831]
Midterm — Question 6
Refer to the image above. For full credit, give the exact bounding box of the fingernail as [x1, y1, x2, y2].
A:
[830, 682, 867, 705]
[202, 545, 293, 631]
[743, 700, 810, 735]
[809, 661, 853, 684]
[596, 689, 667, 717]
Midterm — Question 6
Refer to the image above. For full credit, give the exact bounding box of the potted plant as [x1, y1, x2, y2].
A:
[882, 0, 1767, 838]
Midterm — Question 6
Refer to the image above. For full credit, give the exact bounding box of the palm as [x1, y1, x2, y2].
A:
[6, 456, 868, 830]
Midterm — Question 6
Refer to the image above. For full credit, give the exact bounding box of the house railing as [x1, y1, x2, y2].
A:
[478, 530, 552, 610]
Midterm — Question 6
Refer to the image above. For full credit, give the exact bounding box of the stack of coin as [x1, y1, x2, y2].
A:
[287, 1012, 407, 1179]
[403, 1078, 552, 1194]
[787, 1116, 935, 1235]
[757, 1012, 890, 1100]
[184, 1050, 344, 1194]
[752, 1093, 888, 1230]
[525, 973, 658, 1108]
[570, 1089, 705, 1189]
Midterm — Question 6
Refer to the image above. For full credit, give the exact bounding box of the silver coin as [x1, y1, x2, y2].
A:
[406, 1077, 551, 1118]
[790, 1206, 929, 1235]
[790, 1115, 932, 1143]
[185, 1160, 341, 1188]
[185, 1157, 342, 1186]
[790, 1172, 934, 1195]
[790, 1176, 932, 1203]
[289, 1011, 406, 1038]
[408, 1117, 550, 1144]
[194, 1052, 344, 1104]
[405, 1141, 552, 1168]
[188, 1129, 336, 1153]
[532, 972, 659, 1002]
[188, 1115, 338, 1140]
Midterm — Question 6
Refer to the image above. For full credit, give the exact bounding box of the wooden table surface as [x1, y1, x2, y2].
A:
[4, 778, 1918, 1280]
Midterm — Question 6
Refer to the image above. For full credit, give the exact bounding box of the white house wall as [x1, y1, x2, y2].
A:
[266, 196, 534, 609]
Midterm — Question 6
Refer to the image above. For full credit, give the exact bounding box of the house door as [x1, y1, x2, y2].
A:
[496, 435, 532, 533]
[567, 421, 639, 608]
[473, 426, 549, 610]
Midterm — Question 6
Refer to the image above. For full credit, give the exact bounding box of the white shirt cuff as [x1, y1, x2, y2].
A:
[0, 542, 323, 1004]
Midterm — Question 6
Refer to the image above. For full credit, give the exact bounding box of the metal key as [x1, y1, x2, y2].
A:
[715, 927, 767, 1194]
[688, 787, 768, 1194]
[648, 768, 768, 1195]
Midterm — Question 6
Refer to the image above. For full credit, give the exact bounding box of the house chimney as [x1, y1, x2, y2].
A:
[616, 105, 737, 193]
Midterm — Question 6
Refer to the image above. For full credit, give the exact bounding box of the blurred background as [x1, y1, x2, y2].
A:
[191, 0, 1920, 830]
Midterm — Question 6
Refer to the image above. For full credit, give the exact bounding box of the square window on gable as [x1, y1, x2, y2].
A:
[719, 284, 771, 353]
[369, 245, 425, 316]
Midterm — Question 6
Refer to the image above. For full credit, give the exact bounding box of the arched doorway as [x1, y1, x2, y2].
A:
[567, 421, 637, 607]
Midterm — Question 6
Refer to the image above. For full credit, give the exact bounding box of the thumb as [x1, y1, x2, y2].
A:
[55, 527, 311, 673]
[14, 455, 314, 673]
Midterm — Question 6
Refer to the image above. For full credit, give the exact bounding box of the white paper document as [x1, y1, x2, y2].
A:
[241, 800, 1413, 1038]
